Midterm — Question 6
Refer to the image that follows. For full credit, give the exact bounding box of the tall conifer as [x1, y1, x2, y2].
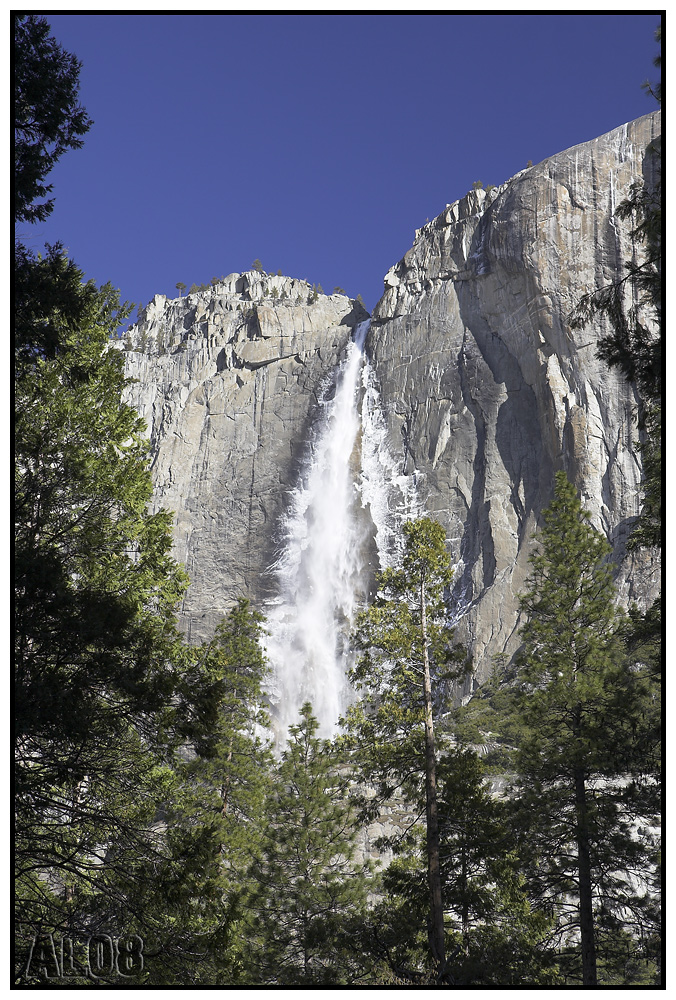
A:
[512, 472, 659, 985]
[247, 704, 371, 985]
[345, 517, 467, 980]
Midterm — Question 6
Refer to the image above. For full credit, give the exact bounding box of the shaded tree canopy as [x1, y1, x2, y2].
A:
[14, 14, 92, 225]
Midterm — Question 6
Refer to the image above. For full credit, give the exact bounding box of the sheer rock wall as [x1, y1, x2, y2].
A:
[120, 112, 660, 684]
[120, 273, 367, 642]
[367, 111, 660, 687]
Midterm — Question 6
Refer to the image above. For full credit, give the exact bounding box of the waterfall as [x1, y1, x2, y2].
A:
[358, 359, 422, 571]
[264, 319, 420, 743]
[264, 321, 372, 741]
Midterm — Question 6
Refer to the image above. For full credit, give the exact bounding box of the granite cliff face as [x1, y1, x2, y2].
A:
[367, 111, 660, 686]
[120, 111, 660, 691]
[121, 273, 367, 641]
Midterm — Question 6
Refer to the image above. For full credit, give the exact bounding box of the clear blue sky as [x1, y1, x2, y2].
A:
[20, 13, 661, 317]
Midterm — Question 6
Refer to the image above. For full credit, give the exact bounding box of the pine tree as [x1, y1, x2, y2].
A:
[364, 747, 558, 985]
[13, 245, 236, 983]
[344, 518, 467, 979]
[511, 472, 660, 986]
[13, 19, 242, 980]
[185, 600, 273, 882]
[438, 749, 517, 950]
[109, 602, 273, 986]
[14, 14, 91, 225]
[247, 704, 372, 985]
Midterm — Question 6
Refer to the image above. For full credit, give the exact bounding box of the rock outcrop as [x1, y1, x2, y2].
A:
[120, 272, 367, 641]
[368, 111, 660, 687]
[120, 111, 660, 691]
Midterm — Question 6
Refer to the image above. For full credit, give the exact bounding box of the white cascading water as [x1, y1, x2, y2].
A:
[264, 320, 372, 741]
[264, 319, 421, 743]
[358, 359, 422, 571]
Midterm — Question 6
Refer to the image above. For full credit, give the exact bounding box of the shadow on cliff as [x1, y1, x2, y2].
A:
[453, 277, 549, 595]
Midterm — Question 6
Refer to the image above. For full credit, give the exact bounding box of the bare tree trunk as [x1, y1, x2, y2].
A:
[221, 745, 233, 817]
[420, 576, 445, 971]
[575, 763, 597, 986]
[221, 694, 236, 817]
[461, 847, 469, 953]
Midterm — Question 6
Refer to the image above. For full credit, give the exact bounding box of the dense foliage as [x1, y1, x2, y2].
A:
[245, 704, 373, 985]
[13, 236, 250, 982]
